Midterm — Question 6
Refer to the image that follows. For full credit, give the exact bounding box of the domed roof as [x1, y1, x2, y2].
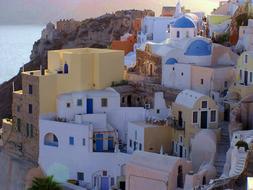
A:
[172, 16, 195, 28]
[185, 39, 212, 56]
[165, 58, 178, 65]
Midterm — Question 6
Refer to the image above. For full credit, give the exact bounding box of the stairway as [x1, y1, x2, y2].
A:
[229, 152, 247, 176]
[214, 122, 230, 177]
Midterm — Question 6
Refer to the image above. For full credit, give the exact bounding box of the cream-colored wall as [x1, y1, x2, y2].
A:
[144, 126, 171, 153]
[171, 96, 219, 149]
[191, 66, 213, 95]
[38, 48, 124, 113]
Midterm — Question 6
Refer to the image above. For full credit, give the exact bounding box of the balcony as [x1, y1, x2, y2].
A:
[167, 118, 185, 131]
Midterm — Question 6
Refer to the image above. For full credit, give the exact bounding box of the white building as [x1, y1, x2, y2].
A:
[39, 88, 172, 189]
[236, 19, 253, 52]
[139, 16, 238, 104]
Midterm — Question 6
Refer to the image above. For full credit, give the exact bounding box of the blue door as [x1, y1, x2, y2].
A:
[64, 63, 69, 74]
[101, 177, 109, 190]
[96, 134, 103, 152]
[108, 136, 114, 152]
[87, 98, 93, 114]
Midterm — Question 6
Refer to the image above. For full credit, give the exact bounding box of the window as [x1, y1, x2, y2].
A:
[177, 31, 180, 38]
[17, 105, 20, 112]
[201, 79, 204, 85]
[77, 99, 82, 106]
[224, 81, 228, 88]
[181, 72, 184, 76]
[245, 54, 248, 64]
[69, 137, 74, 145]
[28, 104, 33, 114]
[66, 103, 71, 108]
[240, 70, 243, 81]
[103, 171, 107, 176]
[17, 118, 21, 132]
[156, 109, 160, 114]
[250, 72, 253, 83]
[139, 143, 142, 151]
[173, 67, 175, 71]
[193, 112, 198, 123]
[211, 110, 216, 122]
[77, 172, 84, 181]
[202, 101, 207, 108]
[82, 138, 86, 146]
[129, 139, 132, 148]
[28, 84, 33, 95]
[101, 98, 108, 107]
[186, 31, 189, 38]
[111, 178, 115, 186]
[134, 142, 137, 150]
[26, 124, 33, 138]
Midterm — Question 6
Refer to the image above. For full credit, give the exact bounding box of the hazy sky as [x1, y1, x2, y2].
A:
[0, 0, 220, 24]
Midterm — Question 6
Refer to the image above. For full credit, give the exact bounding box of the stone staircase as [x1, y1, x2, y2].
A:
[229, 151, 247, 176]
[214, 123, 230, 177]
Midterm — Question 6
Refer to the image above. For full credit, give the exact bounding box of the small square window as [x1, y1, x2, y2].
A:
[66, 103, 71, 108]
[82, 138, 85, 146]
[156, 109, 160, 114]
[77, 99, 82, 106]
[28, 84, 33, 95]
[77, 172, 84, 181]
[103, 171, 107, 176]
[69, 137, 74, 145]
[28, 104, 33, 114]
[202, 101, 207, 108]
[101, 98, 108, 107]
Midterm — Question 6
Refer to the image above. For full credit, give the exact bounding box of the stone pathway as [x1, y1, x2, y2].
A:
[214, 122, 230, 177]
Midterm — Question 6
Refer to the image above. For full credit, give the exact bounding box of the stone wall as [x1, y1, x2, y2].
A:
[133, 49, 162, 84]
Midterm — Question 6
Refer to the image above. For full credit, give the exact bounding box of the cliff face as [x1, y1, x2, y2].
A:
[0, 10, 152, 123]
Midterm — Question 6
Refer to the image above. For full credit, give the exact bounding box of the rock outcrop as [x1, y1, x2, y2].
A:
[0, 9, 154, 123]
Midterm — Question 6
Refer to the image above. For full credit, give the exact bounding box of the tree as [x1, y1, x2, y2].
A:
[28, 176, 62, 190]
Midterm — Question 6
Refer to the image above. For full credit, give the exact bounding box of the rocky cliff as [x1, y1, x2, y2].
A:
[0, 10, 153, 123]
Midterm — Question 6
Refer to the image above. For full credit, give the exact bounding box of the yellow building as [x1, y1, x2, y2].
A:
[225, 51, 253, 120]
[2, 48, 124, 161]
[168, 90, 219, 159]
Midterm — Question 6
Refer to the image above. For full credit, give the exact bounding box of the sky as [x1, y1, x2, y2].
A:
[0, 0, 220, 24]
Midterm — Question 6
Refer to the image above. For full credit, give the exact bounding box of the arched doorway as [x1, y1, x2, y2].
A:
[177, 165, 184, 188]
[44, 133, 59, 147]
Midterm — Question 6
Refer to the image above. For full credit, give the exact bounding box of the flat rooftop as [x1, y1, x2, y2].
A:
[49, 48, 124, 55]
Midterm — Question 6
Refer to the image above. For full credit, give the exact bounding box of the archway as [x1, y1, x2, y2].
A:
[44, 133, 59, 147]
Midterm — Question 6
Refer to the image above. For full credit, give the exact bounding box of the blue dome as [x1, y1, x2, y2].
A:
[172, 16, 195, 28]
[184, 40, 212, 56]
[166, 58, 178, 65]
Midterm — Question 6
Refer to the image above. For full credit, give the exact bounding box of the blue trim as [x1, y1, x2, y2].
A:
[166, 58, 178, 65]
[101, 177, 109, 190]
[69, 136, 74, 145]
[172, 16, 195, 28]
[96, 134, 103, 152]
